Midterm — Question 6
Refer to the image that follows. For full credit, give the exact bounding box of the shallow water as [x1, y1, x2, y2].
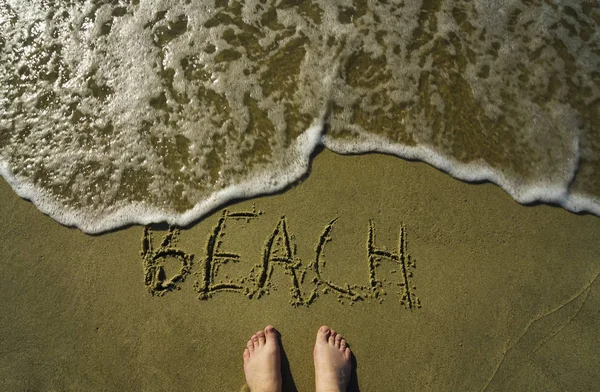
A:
[0, 0, 598, 233]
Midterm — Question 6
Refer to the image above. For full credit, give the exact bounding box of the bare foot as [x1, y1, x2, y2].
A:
[243, 325, 282, 392]
[314, 325, 352, 392]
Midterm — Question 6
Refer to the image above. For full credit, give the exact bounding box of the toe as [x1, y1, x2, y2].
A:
[251, 334, 259, 349]
[335, 333, 342, 348]
[328, 330, 337, 345]
[247, 339, 254, 352]
[317, 325, 330, 343]
[344, 347, 351, 360]
[243, 348, 250, 361]
[340, 339, 347, 349]
[264, 325, 278, 346]
[265, 325, 277, 335]
[257, 330, 266, 347]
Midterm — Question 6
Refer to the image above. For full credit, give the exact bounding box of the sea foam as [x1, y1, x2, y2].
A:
[0, 0, 598, 233]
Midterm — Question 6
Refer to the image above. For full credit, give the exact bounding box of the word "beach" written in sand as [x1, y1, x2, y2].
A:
[140, 208, 421, 309]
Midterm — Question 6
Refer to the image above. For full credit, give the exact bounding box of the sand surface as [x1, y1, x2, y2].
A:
[1, 149, 599, 391]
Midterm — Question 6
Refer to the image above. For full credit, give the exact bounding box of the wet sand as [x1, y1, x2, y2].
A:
[1, 149, 599, 391]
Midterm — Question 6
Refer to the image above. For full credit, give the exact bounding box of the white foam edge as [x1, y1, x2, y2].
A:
[2, 119, 599, 234]
[322, 133, 600, 217]
[0, 120, 325, 234]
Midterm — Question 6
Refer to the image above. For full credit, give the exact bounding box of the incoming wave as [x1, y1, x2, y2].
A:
[0, 0, 598, 233]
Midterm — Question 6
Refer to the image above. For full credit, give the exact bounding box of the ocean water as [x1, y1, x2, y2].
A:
[0, 0, 598, 233]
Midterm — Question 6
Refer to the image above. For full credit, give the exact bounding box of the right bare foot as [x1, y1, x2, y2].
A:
[314, 325, 352, 392]
[243, 325, 282, 392]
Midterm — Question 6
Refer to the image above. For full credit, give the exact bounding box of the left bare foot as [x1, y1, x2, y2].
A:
[243, 325, 282, 392]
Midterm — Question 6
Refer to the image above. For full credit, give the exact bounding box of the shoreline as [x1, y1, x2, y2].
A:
[2, 141, 600, 236]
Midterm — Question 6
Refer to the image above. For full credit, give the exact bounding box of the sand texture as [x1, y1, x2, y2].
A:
[1, 150, 599, 391]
